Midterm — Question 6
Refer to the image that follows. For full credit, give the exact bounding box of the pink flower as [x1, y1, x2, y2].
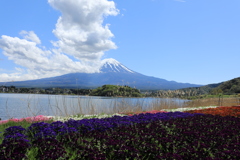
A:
[0, 120, 9, 125]
[0, 115, 53, 125]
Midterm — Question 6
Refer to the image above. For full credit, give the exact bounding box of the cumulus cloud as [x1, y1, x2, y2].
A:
[0, 35, 49, 65]
[0, 0, 118, 82]
[48, 0, 119, 61]
[0, 34, 101, 82]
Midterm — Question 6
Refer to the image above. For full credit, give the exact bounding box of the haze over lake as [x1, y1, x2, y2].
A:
[0, 93, 189, 121]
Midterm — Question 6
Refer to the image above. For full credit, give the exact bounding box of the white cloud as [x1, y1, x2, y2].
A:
[0, 34, 100, 82]
[20, 30, 41, 44]
[0, 0, 119, 82]
[48, 0, 119, 61]
[15, 67, 25, 72]
[0, 35, 50, 65]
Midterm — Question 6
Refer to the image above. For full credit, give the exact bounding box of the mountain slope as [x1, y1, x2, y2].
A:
[174, 77, 240, 95]
[0, 59, 202, 90]
[211, 77, 240, 94]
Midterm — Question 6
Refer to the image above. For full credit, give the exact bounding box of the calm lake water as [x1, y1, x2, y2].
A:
[0, 93, 189, 120]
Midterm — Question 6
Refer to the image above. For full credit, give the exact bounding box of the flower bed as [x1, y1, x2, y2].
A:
[120, 106, 219, 116]
[1, 106, 240, 159]
[1, 113, 240, 159]
[0, 112, 200, 159]
[0, 115, 53, 125]
[120, 110, 167, 116]
[49, 113, 126, 122]
[184, 106, 240, 117]
[162, 106, 219, 112]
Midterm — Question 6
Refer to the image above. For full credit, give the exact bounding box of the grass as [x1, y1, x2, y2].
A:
[184, 97, 240, 107]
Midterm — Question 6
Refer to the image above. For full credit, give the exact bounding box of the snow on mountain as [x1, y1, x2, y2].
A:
[100, 58, 135, 73]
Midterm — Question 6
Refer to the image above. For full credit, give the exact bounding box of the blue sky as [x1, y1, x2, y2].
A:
[0, 0, 240, 85]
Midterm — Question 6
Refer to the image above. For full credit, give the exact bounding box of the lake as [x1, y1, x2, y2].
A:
[0, 93, 189, 120]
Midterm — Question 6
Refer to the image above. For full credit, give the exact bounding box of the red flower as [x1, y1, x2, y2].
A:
[184, 106, 240, 117]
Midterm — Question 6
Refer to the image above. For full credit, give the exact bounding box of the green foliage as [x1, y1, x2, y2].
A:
[90, 85, 143, 97]
[211, 77, 240, 95]
[210, 88, 223, 95]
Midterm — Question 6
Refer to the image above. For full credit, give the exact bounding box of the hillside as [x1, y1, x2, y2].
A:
[89, 85, 143, 97]
[153, 77, 240, 98]
[211, 77, 240, 94]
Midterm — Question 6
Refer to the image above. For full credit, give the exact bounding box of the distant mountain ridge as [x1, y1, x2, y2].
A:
[0, 58, 202, 90]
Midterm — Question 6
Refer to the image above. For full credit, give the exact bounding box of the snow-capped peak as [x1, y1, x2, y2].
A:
[100, 58, 135, 73]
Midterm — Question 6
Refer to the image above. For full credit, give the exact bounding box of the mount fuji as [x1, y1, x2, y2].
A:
[0, 58, 202, 90]
[100, 58, 135, 74]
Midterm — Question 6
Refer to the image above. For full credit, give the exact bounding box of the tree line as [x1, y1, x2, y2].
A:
[90, 85, 143, 97]
[0, 85, 143, 97]
[0, 86, 91, 95]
